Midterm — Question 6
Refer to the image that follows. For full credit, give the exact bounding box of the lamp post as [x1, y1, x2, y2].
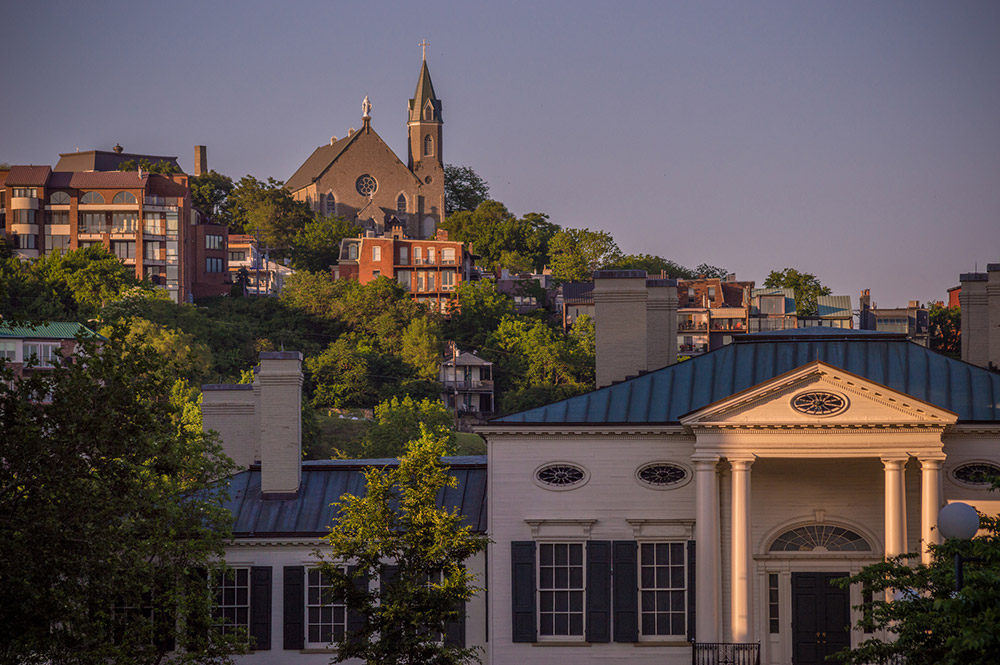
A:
[937, 502, 982, 592]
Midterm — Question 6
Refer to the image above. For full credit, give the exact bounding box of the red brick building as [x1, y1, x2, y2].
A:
[332, 228, 474, 313]
[0, 164, 227, 302]
[0, 322, 100, 379]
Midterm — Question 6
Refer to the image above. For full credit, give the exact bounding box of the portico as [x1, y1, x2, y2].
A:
[680, 360, 957, 650]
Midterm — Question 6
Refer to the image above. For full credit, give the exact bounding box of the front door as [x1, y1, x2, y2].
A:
[791, 572, 850, 665]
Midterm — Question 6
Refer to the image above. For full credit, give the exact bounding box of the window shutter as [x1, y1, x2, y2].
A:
[510, 541, 536, 643]
[586, 541, 612, 642]
[346, 565, 368, 635]
[612, 540, 638, 642]
[444, 599, 466, 647]
[283, 566, 304, 650]
[250, 566, 272, 650]
[687, 540, 696, 642]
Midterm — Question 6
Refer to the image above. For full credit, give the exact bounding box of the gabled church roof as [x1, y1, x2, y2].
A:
[284, 134, 354, 193]
[408, 59, 442, 123]
[491, 329, 1000, 425]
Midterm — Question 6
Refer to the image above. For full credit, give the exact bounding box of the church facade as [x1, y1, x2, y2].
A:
[285, 57, 445, 239]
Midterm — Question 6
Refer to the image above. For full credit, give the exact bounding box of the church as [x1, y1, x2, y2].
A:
[285, 52, 445, 239]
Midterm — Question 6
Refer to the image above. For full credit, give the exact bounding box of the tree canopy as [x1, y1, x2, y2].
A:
[443, 164, 490, 216]
[441, 201, 558, 273]
[318, 430, 488, 664]
[189, 170, 235, 224]
[548, 227, 622, 282]
[763, 267, 832, 316]
[0, 325, 243, 664]
[116, 158, 181, 174]
[289, 215, 356, 273]
[929, 302, 961, 360]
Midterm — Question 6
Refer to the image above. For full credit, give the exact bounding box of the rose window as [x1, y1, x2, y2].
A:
[791, 391, 847, 416]
[355, 174, 378, 196]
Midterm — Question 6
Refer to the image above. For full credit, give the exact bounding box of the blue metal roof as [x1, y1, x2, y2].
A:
[223, 456, 487, 537]
[492, 329, 1000, 424]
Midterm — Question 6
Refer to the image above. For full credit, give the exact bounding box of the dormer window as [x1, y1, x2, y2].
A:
[423, 101, 434, 121]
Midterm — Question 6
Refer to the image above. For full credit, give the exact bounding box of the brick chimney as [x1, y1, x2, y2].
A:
[646, 278, 678, 372]
[194, 145, 207, 176]
[257, 351, 303, 497]
[201, 383, 256, 468]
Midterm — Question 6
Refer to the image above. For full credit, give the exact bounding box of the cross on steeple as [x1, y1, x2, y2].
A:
[419, 39, 429, 61]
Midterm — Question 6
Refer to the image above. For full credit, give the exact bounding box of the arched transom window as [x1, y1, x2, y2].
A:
[113, 191, 137, 204]
[80, 191, 105, 204]
[50, 191, 70, 204]
[769, 525, 871, 552]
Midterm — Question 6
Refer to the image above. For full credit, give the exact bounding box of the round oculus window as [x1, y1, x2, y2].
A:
[424, 175, 433, 184]
[355, 174, 378, 196]
[952, 462, 1000, 487]
[636, 463, 688, 488]
[535, 463, 586, 488]
[791, 391, 847, 416]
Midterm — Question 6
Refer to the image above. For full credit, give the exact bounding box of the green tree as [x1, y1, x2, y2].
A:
[401, 317, 442, 382]
[442, 202, 559, 272]
[836, 513, 1000, 665]
[289, 215, 356, 272]
[317, 430, 488, 665]
[694, 263, 729, 279]
[444, 164, 490, 216]
[929, 303, 961, 360]
[609, 254, 696, 279]
[0, 324, 243, 664]
[548, 227, 622, 282]
[362, 395, 455, 458]
[189, 169, 235, 224]
[445, 280, 513, 349]
[763, 267, 832, 317]
[227, 175, 313, 248]
[116, 158, 181, 174]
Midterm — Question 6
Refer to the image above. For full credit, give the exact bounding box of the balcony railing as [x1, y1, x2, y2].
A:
[679, 344, 709, 354]
[680, 321, 709, 331]
[691, 642, 760, 665]
[442, 379, 494, 391]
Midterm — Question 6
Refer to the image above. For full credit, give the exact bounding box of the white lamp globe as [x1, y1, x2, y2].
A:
[938, 502, 980, 540]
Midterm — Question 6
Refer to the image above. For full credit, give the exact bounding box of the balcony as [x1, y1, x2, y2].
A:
[679, 321, 708, 331]
[679, 343, 709, 354]
[441, 379, 494, 391]
[710, 320, 747, 331]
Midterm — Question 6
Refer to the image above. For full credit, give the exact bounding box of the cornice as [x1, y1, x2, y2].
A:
[478, 425, 688, 437]
[688, 422, 951, 432]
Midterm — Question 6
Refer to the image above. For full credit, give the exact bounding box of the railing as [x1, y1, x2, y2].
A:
[680, 321, 709, 331]
[443, 380, 494, 390]
[691, 642, 760, 665]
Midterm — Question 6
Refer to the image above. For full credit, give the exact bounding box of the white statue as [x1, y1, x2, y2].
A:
[362, 96, 372, 119]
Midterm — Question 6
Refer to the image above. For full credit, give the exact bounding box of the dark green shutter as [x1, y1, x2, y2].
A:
[511, 541, 536, 643]
[586, 541, 612, 642]
[250, 566, 271, 650]
[444, 599, 466, 646]
[613, 540, 638, 642]
[283, 566, 304, 650]
[687, 540, 696, 642]
[346, 566, 368, 635]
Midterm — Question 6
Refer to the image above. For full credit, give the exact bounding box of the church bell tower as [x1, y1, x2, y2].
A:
[407, 43, 443, 175]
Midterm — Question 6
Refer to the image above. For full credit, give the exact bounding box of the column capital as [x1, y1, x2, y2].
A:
[917, 455, 947, 466]
[881, 456, 908, 468]
[691, 454, 721, 465]
[728, 454, 757, 469]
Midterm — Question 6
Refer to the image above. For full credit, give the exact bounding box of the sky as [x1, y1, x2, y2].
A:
[4, 0, 999, 308]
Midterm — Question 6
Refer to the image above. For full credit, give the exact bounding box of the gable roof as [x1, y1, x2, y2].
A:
[490, 329, 1000, 425]
[285, 134, 353, 193]
[223, 456, 487, 537]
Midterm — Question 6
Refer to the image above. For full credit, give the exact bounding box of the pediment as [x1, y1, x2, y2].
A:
[680, 360, 957, 429]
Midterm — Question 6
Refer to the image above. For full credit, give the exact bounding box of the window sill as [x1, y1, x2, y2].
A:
[531, 641, 590, 647]
[298, 648, 336, 654]
[634, 640, 692, 647]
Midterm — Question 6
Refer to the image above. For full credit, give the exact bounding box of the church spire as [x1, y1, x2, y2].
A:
[408, 46, 442, 124]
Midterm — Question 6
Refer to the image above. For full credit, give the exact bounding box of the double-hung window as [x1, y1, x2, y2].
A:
[538, 543, 585, 637]
[639, 542, 686, 637]
[213, 567, 250, 636]
[307, 567, 346, 646]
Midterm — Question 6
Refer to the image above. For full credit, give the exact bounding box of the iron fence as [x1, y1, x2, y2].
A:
[691, 642, 760, 665]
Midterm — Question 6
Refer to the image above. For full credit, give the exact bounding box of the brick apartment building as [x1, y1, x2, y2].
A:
[0, 322, 100, 379]
[0, 162, 228, 302]
[332, 227, 474, 313]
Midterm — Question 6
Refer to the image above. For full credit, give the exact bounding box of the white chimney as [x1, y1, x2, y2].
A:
[594, 270, 649, 388]
[257, 351, 303, 496]
[201, 383, 256, 468]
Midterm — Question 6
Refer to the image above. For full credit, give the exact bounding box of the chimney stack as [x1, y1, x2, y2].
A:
[201, 383, 256, 468]
[646, 278, 678, 372]
[257, 351, 303, 497]
[194, 145, 207, 176]
[960, 265, 1000, 369]
[594, 270, 649, 388]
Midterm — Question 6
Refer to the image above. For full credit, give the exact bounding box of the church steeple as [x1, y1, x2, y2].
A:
[407, 44, 443, 171]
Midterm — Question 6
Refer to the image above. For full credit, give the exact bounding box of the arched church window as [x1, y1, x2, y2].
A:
[396, 194, 406, 216]
[769, 525, 871, 552]
[325, 192, 336, 216]
[423, 135, 434, 157]
[423, 102, 434, 121]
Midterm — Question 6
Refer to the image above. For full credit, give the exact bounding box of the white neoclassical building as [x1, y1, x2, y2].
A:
[479, 328, 1000, 665]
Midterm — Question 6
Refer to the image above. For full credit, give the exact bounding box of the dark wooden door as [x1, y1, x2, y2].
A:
[791, 572, 850, 665]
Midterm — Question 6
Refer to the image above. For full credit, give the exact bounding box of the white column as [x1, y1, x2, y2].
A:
[694, 455, 721, 643]
[882, 457, 908, 558]
[920, 457, 945, 565]
[730, 457, 754, 643]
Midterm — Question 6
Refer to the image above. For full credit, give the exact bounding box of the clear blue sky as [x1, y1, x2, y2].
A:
[5, 0, 999, 308]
